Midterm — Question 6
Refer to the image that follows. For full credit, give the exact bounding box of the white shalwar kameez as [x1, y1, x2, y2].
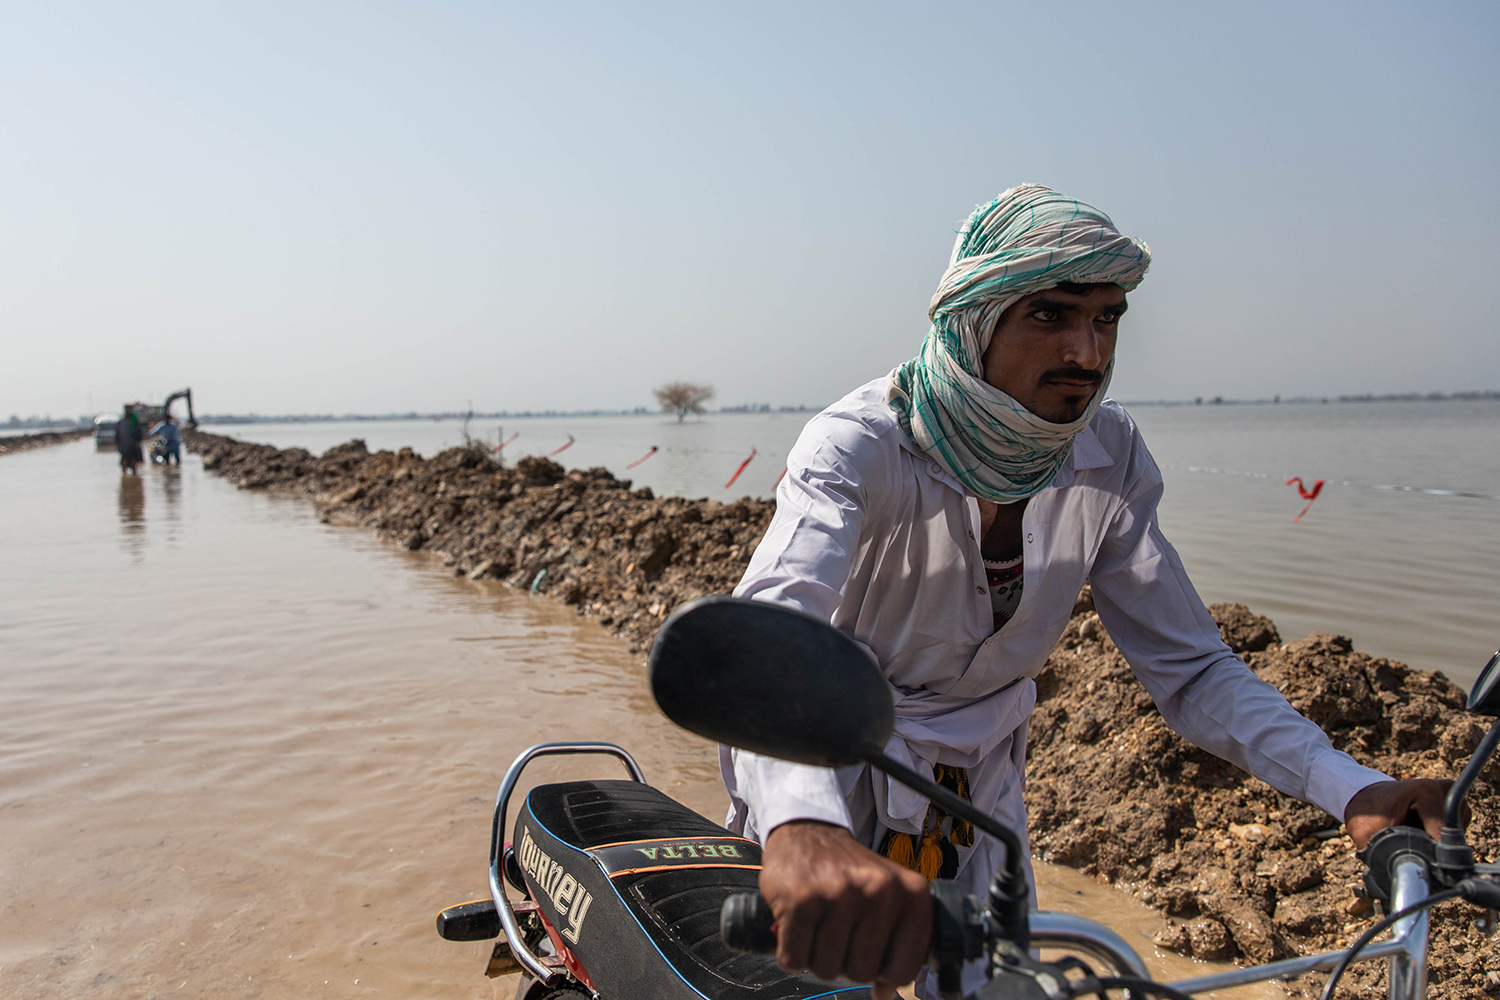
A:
[721, 375, 1390, 998]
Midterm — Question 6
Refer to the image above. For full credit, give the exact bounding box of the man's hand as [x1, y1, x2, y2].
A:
[1343, 778, 1455, 848]
[760, 820, 931, 996]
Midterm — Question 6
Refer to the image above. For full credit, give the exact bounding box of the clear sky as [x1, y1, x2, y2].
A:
[4, 1, 1497, 418]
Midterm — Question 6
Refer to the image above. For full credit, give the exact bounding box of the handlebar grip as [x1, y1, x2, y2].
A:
[721, 892, 778, 954]
[1459, 877, 1500, 908]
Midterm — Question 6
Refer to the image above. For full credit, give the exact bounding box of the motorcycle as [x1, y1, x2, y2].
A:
[438, 597, 1500, 999]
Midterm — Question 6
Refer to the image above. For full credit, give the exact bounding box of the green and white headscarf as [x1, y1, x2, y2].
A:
[888, 184, 1151, 502]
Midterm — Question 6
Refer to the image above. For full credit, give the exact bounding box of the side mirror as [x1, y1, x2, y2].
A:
[648, 596, 893, 767]
[1468, 649, 1500, 716]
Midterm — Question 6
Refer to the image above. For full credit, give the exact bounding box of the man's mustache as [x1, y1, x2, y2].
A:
[1040, 368, 1105, 386]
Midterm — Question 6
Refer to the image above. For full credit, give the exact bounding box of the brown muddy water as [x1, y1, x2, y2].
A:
[1, 441, 1274, 999]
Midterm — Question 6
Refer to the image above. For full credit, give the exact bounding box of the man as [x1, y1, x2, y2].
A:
[116, 405, 143, 475]
[149, 412, 181, 465]
[722, 185, 1450, 998]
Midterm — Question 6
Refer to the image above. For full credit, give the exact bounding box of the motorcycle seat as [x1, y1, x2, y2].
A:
[518, 779, 871, 999]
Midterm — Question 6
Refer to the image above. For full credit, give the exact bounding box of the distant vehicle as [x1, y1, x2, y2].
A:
[93, 415, 117, 450]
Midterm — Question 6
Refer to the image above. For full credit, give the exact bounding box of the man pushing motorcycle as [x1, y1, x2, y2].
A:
[721, 184, 1453, 999]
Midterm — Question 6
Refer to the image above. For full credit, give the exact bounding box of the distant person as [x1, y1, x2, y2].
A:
[115, 406, 143, 475]
[725, 184, 1455, 999]
[149, 412, 181, 465]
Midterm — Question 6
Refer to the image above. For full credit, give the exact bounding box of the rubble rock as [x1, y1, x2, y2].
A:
[1028, 601, 1498, 997]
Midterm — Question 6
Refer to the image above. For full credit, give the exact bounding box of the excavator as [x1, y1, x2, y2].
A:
[131, 388, 197, 430]
[158, 388, 197, 429]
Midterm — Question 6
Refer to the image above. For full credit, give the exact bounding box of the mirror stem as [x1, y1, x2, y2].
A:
[866, 751, 1029, 887]
[1445, 716, 1500, 830]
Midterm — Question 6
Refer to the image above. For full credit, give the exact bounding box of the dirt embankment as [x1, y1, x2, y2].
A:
[186, 430, 1498, 996]
[1032, 597, 1499, 996]
[0, 428, 90, 456]
[185, 430, 772, 651]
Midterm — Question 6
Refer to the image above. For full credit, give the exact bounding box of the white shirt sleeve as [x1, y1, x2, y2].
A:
[1089, 442, 1390, 821]
[726, 422, 879, 836]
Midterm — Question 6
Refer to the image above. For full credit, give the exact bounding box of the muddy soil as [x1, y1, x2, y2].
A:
[0, 428, 90, 455]
[185, 430, 1499, 997]
[1032, 597, 1499, 996]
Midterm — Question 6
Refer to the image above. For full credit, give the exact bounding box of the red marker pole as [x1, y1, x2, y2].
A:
[774, 467, 786, 488]
[1285, 477, 1325, 522]
[493, 432, 520, 453]
[725, 448, 757, 489]
[546, 434, 575, 458]
[625, 446, 658, 469]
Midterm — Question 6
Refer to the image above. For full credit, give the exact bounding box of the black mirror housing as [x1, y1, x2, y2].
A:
[648, 596, 894, 767]
[1468, 649, 1500, 716]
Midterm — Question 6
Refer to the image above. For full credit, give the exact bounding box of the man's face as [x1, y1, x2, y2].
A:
[980, 282, 1127, 424]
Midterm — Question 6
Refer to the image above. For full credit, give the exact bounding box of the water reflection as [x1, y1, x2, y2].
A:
[117, 473, 145, 558]
[156, 464, 182, 535]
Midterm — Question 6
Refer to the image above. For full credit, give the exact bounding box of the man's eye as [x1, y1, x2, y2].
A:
[1098, 312, 1122, 324]
[1032, 310, 1059, 322]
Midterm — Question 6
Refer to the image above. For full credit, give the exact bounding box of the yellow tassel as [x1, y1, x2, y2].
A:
[917, 832, 944, 880]
[883, 832, 915, 870]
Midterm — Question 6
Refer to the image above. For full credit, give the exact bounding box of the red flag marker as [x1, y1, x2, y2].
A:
[774, 467, 787, 488]
[725, 448, 757, 489]
[546, 434, 575, 458]
[1285, 477, 1325, 522]
[626, 446, 658, 469]
[493, 432, 519, 453]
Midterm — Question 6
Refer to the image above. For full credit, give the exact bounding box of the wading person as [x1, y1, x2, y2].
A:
[723, 184, 1452, 999]
[116, 405, 143, 475]
[149, 412, 181, 465]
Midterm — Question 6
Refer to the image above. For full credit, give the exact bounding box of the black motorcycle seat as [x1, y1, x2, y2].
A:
[519, 779, 871, 999]
[529, 777, 734, 851]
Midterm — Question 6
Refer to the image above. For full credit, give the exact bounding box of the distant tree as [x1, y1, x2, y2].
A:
[654, 382, 715, 422]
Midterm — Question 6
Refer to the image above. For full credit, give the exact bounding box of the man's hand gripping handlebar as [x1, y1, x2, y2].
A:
[722, 873, 1150, 1000]
[721, 820, 1033, 1000]
[741, 821, 932, 998]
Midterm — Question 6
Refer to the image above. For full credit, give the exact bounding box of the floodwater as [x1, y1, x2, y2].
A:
[224, 398, 1500, 685]
[1, 441, 1276, 998]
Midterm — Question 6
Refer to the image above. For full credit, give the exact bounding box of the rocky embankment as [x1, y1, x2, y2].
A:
[185, 430, 1497, 996]
[185, 430, 771, 651]
[1031, 600, 1498, 996]
[0, 428, 90, 456]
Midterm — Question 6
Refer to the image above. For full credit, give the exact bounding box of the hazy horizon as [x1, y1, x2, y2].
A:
[6, 2, 1498, 419]
[15, 388, 1500, 429]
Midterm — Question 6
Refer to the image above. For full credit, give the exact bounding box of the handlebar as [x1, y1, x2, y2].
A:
[719, 892, 778, 954]
[720, 884, 988, 998]
[720, 884, 987, 964]
[721, 885, 1149, 999]
[721, 851, 1495, 1000]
